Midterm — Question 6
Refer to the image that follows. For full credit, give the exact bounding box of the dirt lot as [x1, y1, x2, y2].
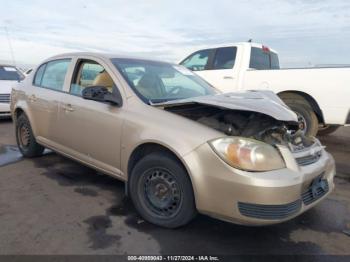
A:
[0, 119, 349, 255]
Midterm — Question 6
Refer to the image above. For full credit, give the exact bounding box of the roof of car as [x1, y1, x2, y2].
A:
[46, 52, 171, 64]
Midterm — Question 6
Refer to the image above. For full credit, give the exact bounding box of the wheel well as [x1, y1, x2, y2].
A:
[126, 142, 195, 199]
[127, 143, 185, 178]
[14, 108, 25, 121]
[278, 91, 324, 124]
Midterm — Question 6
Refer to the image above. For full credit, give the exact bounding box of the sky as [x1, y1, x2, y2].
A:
[0, 0, 349, 68]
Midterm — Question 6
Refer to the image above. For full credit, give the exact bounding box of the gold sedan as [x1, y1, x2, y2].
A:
[10, 53, 335, 228]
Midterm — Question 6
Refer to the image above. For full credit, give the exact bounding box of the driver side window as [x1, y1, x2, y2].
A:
[180, 49, 211, 71]
[70, 60, 115, 96]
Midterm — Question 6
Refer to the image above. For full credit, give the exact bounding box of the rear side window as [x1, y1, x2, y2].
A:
[0, 66, 23, 81]
[33, 64, 46, 86]
[249, 47, 280, 70]
[213, 47, 237, 70]
[180, 49, 210, 71]
[40, 59, 71, 91]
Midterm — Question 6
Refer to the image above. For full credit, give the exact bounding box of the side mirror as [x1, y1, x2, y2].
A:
[82, 86, 123, 106]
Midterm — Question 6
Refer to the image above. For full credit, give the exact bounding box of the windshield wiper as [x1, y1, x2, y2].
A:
[149, 98, 180, 105]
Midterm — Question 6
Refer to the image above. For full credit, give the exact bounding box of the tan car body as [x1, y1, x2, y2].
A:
[11, 53, 335, 225]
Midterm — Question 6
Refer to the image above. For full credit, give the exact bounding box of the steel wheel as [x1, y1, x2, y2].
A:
[18, 124, 31, 148]
[15, 113, 44, 157]
[130, 152, 196, 228]
[141, 167, 182, 218]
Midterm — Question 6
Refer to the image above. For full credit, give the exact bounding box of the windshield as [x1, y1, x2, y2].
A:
[0, 66, 24, 81]
[111, 58, 217, 103]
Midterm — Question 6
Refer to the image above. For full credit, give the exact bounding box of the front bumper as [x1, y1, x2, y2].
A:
[182, 142, 335, 225]
[0, 103, 11, 118]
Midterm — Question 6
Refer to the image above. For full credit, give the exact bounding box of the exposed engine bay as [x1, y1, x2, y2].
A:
[164, 103, 314, 150]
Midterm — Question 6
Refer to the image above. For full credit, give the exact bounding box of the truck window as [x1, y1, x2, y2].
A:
[249, 47, 280, 70]
[213, 47, 237, 70]
[270, 52, 280, 69]
[180, 49, 210, 71]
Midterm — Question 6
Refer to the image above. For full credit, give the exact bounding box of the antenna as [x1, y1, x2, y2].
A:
[4, 26, 16, 66]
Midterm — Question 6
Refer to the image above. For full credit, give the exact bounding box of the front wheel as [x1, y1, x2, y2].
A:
[15, 113, 45, 157]
[129, 152, 197, 228]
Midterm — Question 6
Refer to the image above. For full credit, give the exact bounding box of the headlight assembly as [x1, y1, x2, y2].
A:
[209, 137, 285, 171]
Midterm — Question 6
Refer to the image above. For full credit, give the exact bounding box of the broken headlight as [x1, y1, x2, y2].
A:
[209, 137, 286, 171]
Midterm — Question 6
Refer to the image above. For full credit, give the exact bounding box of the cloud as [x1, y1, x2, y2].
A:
[0, 0, 349, 67]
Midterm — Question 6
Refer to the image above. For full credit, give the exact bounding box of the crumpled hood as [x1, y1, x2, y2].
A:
[154, 90, 298, 122]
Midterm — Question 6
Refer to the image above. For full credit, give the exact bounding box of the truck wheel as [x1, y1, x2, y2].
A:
[129, 152, 197, 228]
[280, 93, 319, 137]
[317, 125, 339, 136]
[15, 113, 45, 157]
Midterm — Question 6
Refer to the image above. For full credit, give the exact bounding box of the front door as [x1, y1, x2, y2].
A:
[181, 47, 239, 93]
[55, 59, 124, 176]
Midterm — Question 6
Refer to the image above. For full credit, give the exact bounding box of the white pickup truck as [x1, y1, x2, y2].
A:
[179, 42, 350, 136]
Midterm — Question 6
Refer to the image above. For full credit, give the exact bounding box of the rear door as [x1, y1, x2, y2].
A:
[54, 57, 124, 176]
[28, 59, 72, 141]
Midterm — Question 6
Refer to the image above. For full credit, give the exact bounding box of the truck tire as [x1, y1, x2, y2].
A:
[129, 152, 197, 228]
[317, 125, 340, 136]
[279, 93, 319, 137]
[15, 113, 45, 157]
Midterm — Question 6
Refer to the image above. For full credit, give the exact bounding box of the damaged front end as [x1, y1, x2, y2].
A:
[155, 91, 315, 152]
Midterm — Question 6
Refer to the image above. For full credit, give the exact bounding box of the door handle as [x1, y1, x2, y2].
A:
[223, 76, 234, 79]
[63, 104, 75, 112]
[29, 95, 37, 102]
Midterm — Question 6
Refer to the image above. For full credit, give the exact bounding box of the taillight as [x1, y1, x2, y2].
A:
[262, 45, 270, 53]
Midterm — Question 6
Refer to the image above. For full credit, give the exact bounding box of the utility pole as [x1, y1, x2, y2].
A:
[4, 26, 16, 66]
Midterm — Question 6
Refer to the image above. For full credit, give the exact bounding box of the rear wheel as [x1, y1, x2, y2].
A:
[280, 93, 319, 137]
[129, 152, 196, 228]
[15, 113, 44, 157]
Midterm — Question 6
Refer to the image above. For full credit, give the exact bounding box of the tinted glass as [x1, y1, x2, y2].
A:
[33, 64, 46, 86]
[249, 47, 280, 70]
[112, 58, 217, 103]
[41, 59, 71, 91]
[180, 49, 210, 71]
[213, 47, 237, 69]
[270, 52, 280, 69]
[249, 47, 270, 70]
[0, 66, 23, 80]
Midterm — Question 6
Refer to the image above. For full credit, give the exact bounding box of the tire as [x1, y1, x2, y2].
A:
[15, 113, 45, 157]
[280, 94, 319, 137]
[129, 152, 197, 228]
[317, 125, 340, 136]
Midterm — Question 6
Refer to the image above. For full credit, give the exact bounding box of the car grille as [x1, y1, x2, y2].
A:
[296, 150, 322, 166]
[238, 200, 302, 220]
[0, 94, 10, 103]
[302, 179, 329, 205]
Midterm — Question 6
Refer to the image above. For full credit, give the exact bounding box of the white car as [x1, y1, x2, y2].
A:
[0, 65, 24, 118]
[180, 42, 350, 136]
